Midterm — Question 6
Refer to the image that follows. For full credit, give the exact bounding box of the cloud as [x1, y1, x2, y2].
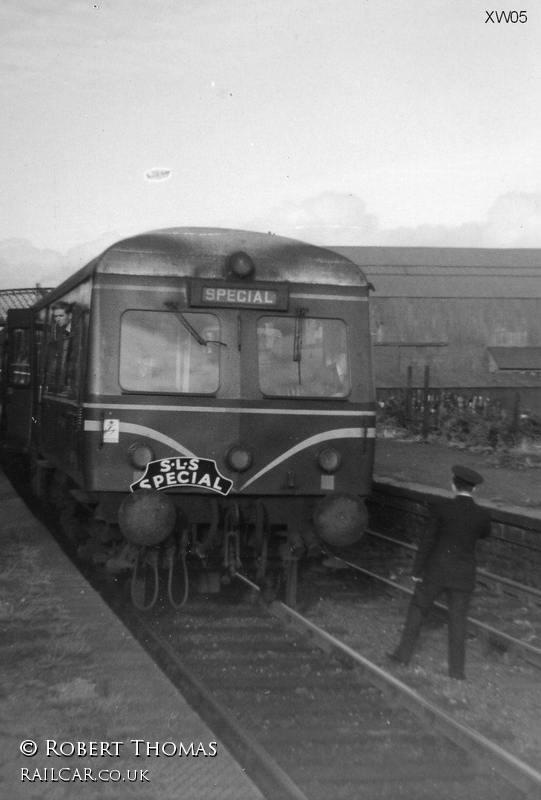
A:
[481, 193, 541, 247]
[1, 191, 540, 291]
[257, 191, 541, 249]
[0, 232, 119, 291]
[251, 192, 379, 245]
[0, 240, 64, 290]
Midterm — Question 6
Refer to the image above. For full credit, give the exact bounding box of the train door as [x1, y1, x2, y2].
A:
[1, 308, 35, 452]
[39, 301, 88, 483]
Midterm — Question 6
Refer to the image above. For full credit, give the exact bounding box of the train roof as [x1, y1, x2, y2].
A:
[332, 245, 541, 270]
[333, 246, 541, 298]
[34, 228, 369, 307]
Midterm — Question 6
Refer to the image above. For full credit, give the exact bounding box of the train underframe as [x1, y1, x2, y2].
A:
[31, 461, 366, 610]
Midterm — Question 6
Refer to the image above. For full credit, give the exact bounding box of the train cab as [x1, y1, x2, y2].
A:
[2, 228, 376, 605]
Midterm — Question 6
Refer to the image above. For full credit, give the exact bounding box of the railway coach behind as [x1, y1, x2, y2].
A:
[2, 228, 375, 605]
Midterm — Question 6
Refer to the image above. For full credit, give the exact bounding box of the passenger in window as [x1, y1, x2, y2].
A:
[50, 302, 77, 393]
[316, 353, 348, 396]
[334, 352, 348, 386]
[52, 302, 73, 336]
[258, 322, 283, 353]
[189, 335, 220, 394]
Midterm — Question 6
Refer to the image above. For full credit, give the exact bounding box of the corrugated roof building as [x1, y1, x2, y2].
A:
[334, 247, 541, 414]
[0, 287, 52, 327]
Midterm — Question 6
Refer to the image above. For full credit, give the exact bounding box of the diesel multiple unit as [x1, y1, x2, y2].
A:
[1, 228, 375, 604]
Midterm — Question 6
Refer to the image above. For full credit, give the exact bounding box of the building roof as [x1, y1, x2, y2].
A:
[487, 347, 541, 371]
[333, 246, 541, 269]
[0, 287, 52, 326]
[333, 246, 541, 298]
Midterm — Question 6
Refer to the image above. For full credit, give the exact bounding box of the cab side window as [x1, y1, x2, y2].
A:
[43, 303, 82, 397]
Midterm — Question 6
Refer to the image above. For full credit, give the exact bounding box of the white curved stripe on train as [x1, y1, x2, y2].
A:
[237, 427, 372, 491]
[83, 421, 374, 491]
[83, 421, 197, 457]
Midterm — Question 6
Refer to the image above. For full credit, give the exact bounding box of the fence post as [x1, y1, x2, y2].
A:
[405, 365, 413, 427]
[512, 391, 520, 435]
[422, 365, 430, 440]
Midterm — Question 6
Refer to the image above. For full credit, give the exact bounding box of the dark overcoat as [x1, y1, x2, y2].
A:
[412, 495, 491, 591]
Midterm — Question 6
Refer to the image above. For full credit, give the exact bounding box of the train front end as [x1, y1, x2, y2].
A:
[80, 229, 375, 599]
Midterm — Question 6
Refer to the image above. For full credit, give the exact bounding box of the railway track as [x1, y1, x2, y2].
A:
[5, 460, 541, 797]
[348, 528, 541, 670]
[366, 528, 541, 606]
[108, 576, 540, 800]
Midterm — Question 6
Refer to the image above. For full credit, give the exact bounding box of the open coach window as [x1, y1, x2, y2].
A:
[258, 316, 350, 397]
[43, 304, 81, 397]
[119, 310, 220, 394]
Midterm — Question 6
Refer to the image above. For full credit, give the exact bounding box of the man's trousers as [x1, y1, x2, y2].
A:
[393, 581, 472, 679]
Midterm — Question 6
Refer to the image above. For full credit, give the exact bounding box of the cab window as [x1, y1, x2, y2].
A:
[258, 316, 350, 397]
[43, 304, 81, 397]
[120, 310, 220, 394]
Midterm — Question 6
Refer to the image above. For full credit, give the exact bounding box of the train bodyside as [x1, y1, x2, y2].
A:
[2, 228, 375, 586]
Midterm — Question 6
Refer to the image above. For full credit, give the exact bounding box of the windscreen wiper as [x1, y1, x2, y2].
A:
[293, 307, 307, 383]
[164, 301, 227, 347]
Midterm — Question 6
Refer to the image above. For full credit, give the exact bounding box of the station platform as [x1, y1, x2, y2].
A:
[374, 437, 541, 523]
[0, 469, 263, 800]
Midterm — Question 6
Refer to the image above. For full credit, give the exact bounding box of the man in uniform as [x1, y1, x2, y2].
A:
[389, 465, 491, 680]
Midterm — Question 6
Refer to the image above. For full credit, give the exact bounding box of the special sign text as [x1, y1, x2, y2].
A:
[190, 280, 288, 309]
[131, 457, 233, 495]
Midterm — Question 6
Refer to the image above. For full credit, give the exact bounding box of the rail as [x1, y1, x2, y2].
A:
[122, 599, 310, 800]
[366, 527, 541, 603]
[233, 574, 541, 799]
[331, 549, 541, 671]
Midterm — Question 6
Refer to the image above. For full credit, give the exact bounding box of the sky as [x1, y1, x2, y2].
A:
[1, 0, 541, 288]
